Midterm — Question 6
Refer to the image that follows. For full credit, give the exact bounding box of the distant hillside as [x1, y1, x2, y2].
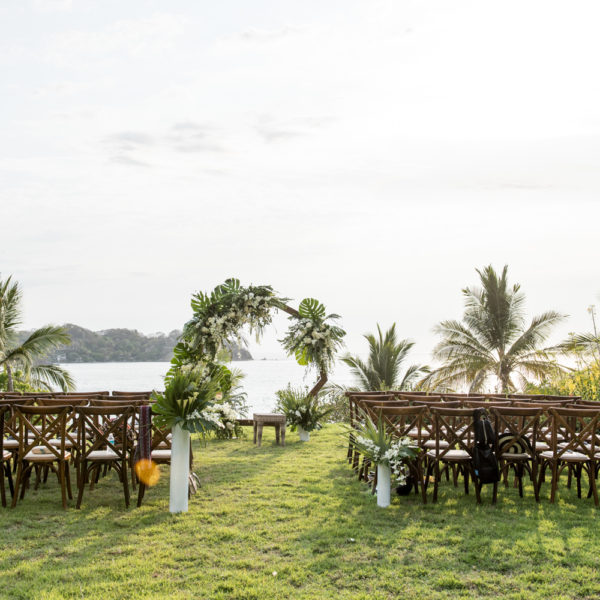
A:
[17, 324, 252, 363]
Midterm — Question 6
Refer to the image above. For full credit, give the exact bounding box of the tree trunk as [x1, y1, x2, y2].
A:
[277, 301, 325, 398]
[5, 364, 14, 392]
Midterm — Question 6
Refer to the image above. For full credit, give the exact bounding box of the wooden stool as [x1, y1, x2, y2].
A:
[253, 414, 286, 447]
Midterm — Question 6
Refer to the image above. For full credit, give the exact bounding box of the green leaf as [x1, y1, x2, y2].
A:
[298, 298, 326, 320]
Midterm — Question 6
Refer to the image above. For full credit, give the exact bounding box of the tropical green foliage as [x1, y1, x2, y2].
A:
[423, 265, 564, 393]
[182, 278, 277, 364]
[275, 385, 334, 432]
[152, 366, 224, 434]
[526, 363, 600, 402]
[280, 298, 346, 373]
[349, 409, 420, 482]
[342, 323, 429, 391]
[0, 275, 74, 392]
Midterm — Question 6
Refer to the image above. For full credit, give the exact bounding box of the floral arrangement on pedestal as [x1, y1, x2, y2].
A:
[350, 412, 420, 507]
[275, 385, 334, 441]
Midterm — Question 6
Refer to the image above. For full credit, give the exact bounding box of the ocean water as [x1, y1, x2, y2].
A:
[59, 360, 356, 414]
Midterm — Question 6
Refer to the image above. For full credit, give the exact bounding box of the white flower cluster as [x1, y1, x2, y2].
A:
[195, 290, 273, 357]
[187, 407, 224, 429]
[216, 404, 239, 431]
[286, 318, 340, 369]
[355, 435, 415, 485]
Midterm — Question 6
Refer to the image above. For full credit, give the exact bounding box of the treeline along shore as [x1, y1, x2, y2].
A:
[17, 324, 252, 363]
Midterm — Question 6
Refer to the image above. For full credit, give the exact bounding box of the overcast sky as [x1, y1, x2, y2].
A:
[1, 0, 599, 361]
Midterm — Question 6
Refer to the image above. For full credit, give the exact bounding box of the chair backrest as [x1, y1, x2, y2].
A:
[89, 398, 149, 408]
[405, 396, 442, 405]
[357, 400, 409, 422]
[112, 391, 152, 399]
[462, 399, 511, 408]
[76, 405, 135, 460]
[430, 407, 476, 458]
[547, 407, 600, 459]
[543, 395, 580, 402]
[443, 395, 486, 403]
[0, 405, 9, 457]
[491, 406, 542, 456]
[13, 405, 70, 460]
[572, 401, 600, 410]
[413, 400, 461, 408]
[62, 391, 110, 398]
[376, 405, 427, 445]
[37, 397, 89, 407]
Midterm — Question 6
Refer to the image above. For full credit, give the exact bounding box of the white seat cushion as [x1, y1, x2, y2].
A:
[423, 439, 449, 449]
[151, 449, 171, 460]
[540, 450, 588, 461]
[87, 448, 119, 460]
[427, 449, 470, 460]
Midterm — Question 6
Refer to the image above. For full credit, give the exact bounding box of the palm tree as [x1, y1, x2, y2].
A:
[0, 275, 74, 392]
[342, 323, 429, 390]
[424, 265, 565, 393]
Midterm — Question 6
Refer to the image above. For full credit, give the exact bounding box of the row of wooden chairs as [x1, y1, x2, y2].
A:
[347, 393, 599, 506]
[0, 396, 171, 510]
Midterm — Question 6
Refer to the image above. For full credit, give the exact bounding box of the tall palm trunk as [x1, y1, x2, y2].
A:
[5, 364, 14, 392]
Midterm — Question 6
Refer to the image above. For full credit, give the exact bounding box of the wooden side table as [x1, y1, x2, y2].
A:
[253, 413, 286, 447]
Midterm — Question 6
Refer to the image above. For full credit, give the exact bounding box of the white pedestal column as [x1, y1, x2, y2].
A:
[169, 424, 190, 513]
[376, 463, 391, 508]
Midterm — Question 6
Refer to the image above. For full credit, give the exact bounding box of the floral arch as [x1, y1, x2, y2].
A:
[170, 278, 346, 398]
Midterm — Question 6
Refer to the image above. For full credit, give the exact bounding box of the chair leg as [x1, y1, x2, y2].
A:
[492, 480, 498, 505]
[550, 462, 559, 503]
[65, 462, 73, 500]
[59, 462, 67, 510]
[0, 464, 5, 508]
[433, 461, 440, 503]
[589, 461, 599, 507]
[76, 462, 86, 509]
[531, 459, 540, 502]
[576, 464, 582, 499]
[122, 462, 130, 508]
[137, 482, 146, 507]
[463, 465, 469, 495]
[11, 461, 23, 508]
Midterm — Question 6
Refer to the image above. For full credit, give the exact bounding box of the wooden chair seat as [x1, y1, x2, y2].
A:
[2, 450, 10, 461]
[151, 449, 171, 460]
[427, 448, 470, 461]
[423, 439, 449, 449]
[49, 438, 74, 448]
[24, 450, 72, 462]
[540, 449, 588, 461]
[87, 448, 119, 460]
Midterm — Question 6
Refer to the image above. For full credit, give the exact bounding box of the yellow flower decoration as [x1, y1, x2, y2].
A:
[135, 459, 160, 487]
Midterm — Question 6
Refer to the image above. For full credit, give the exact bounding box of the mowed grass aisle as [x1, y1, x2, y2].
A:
[1, 424, 600, 599]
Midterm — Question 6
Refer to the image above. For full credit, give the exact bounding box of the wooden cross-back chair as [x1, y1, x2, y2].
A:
[538, 407, 600, 506]
[491, 406, 542, 502]
[11, 405, 73, 509]
[76, 405, 135, 508]
[425, 407, 486, 503]
[0, 406, 14, 507]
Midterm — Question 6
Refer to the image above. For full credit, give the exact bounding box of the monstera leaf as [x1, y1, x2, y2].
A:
[298, 298, 326, 320]
[215, 278, 241, 296]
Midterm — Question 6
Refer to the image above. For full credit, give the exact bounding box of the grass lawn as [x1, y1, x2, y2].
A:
[1, 424, 599, 599]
